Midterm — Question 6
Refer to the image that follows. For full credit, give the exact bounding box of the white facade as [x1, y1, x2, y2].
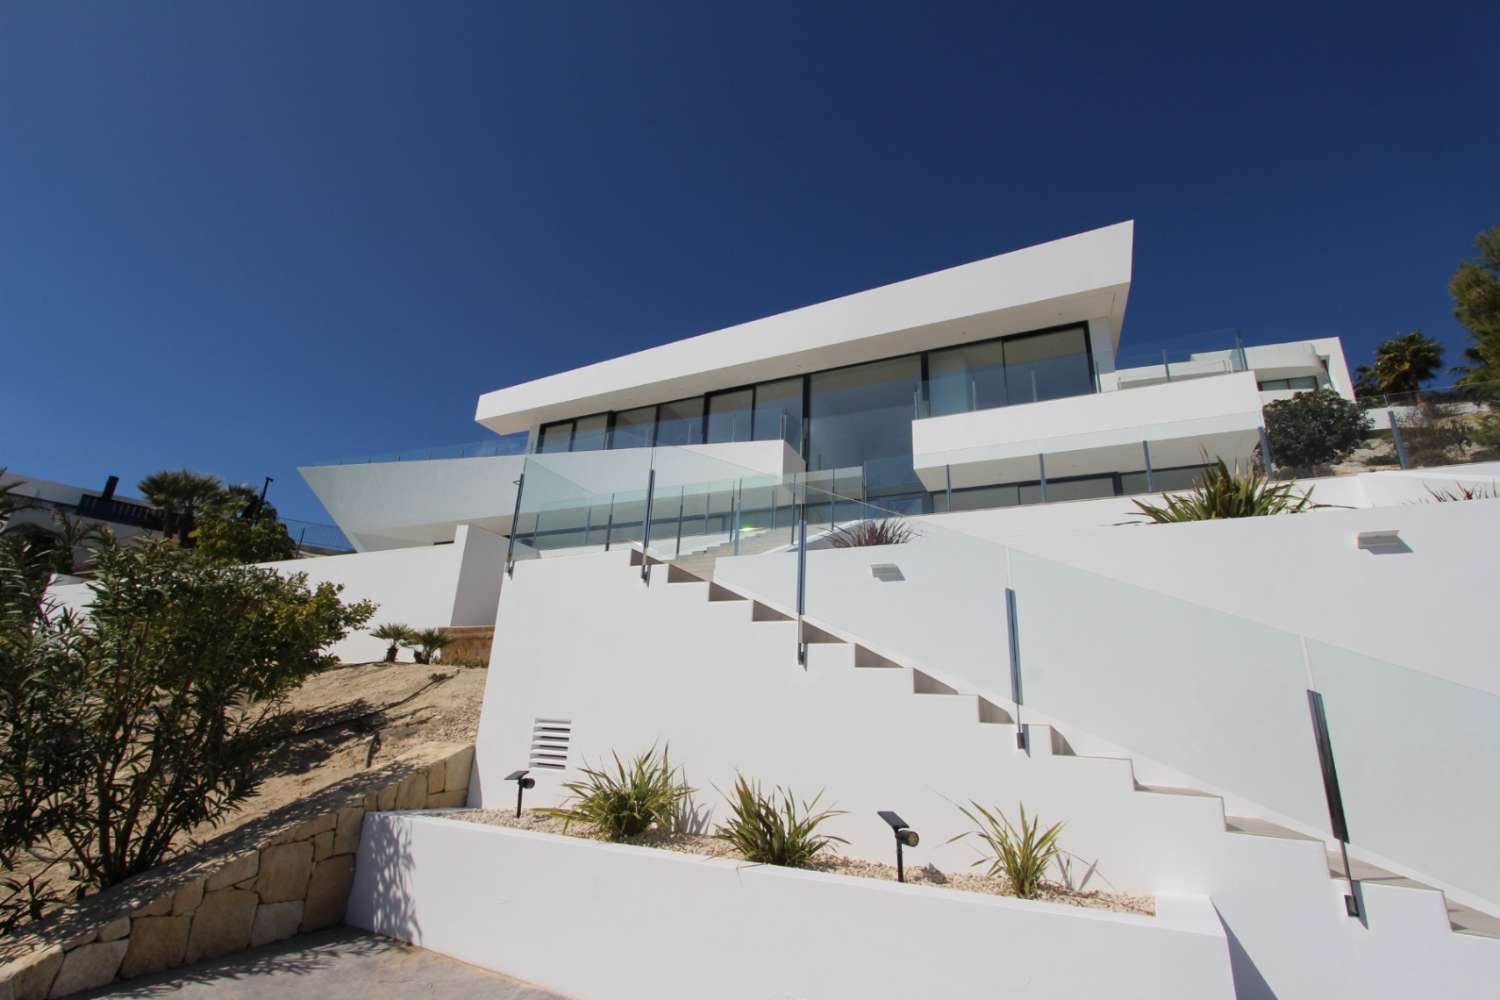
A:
[274, 225, 1500, 995]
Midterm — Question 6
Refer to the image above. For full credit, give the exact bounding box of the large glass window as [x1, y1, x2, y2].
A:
[537, 422, 572, 454]
[1003, 327, 1093, 403]
[928, 339, 1008, 416]
[570, 414, 609, 452]
[610, 406, 656, 450]
[753, 377, 803, 449]
[706, 389, 753, 444]
[654, 397, 705, 447]
[808, 356, 921, 496]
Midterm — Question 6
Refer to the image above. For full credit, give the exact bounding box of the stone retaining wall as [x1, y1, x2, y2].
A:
[439, 625, 493, 665]
[0, 746, 474, 1000]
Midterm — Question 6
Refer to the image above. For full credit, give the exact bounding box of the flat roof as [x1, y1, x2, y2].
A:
[475, 221, 1133, 435]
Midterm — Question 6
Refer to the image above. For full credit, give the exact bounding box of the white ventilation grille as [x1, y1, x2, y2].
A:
[529, 718, 571, 770]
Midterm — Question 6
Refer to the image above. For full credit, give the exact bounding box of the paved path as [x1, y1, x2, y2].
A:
[79, 927, 569, 999]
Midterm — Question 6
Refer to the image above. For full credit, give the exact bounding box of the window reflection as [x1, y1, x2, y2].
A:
[571, 414, 609, 452]
[610, 406, 656, 450]
[706, 389, 753, 444]
[655, 398, 704, 447]
[808, 356, 921, 497]
[752, 378, 802, 449]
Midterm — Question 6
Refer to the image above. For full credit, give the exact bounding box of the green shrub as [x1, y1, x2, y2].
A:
[713, 774, 846, 867]
[0, 539, 374, 901]
[1130, 458, 1315, 522]
[1263, 388, 1370, 473]
[403, 627, 452, 664]
[949, 802, 1063, 899]
[541, 745, 693, 842]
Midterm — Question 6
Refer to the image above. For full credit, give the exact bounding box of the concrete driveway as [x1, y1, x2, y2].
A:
[77, 927, 568, 999]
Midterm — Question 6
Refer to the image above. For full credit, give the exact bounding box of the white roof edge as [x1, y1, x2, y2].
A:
[475, 221, 1134, 434]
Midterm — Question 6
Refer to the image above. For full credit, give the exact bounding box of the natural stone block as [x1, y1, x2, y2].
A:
[425, 789, 468, 809]
[58, 930, 93, 953]
[299, 856, 356, 932]
[254, 842, 314, 903]
[132, 895, 172, 919]
[172, 877, 205, 916]
[362, 792, 379, 811]
[249, 901, 304, 948]
[50, 939, 127, 997]
[332, 807, 365, 856]
[394, 774, 426, 811]
[2, 945, 62, 1000]
[97, 916, 130, 943]
[206, 853, 258, 891]
[120, 916, 189, 979]
[311, 830, 336, 861]
[425, 761, 446, 795]
[290, 813, 336, 842]
[184, 890, 257, 964]
[444, 748, 475, 792]
[376, 783, 397, 811]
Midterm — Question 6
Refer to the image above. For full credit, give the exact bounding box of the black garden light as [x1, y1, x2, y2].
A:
[878, 810, 919, 883]
[506, 769, 535, 818]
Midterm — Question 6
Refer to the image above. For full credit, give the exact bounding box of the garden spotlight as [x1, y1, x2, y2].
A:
[878, 810, 919, 882]
[506, 769, 535, 818]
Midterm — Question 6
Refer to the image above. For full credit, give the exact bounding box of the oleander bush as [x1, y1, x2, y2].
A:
[949, 802, 1063, 899]
[714, 774, 846, 868]
[541, 744, 694, 842]
[0, 538, 374, 927]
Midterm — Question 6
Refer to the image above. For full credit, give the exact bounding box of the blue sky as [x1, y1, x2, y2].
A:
[1, 2, 1495, 522]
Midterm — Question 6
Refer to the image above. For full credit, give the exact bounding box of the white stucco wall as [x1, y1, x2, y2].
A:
[348, 814, 1235, 1000]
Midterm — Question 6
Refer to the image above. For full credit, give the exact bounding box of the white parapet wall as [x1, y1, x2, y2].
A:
[347, 813, 1236, 1000]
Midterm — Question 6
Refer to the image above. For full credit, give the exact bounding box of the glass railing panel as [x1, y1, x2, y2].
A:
[1308, 640, 1500, 906]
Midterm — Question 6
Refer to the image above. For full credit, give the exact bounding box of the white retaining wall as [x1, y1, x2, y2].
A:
[348, 814, 1236, 1000]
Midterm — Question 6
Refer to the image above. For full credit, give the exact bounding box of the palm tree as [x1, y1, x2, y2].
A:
[137, 470, 224, 546]
[1366, 332, 1444, 397]
[406, 627, 453, 665]
[372, 622, 415, 662]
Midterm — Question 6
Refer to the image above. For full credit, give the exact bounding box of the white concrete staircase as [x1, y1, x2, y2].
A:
[646, 546, 1500, 943]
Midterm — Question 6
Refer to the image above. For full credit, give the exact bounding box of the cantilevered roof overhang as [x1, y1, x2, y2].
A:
[476, 221, 1134, 435]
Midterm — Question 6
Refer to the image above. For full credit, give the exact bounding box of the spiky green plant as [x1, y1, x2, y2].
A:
[402, 627, 452, 664]
[827, 518, 916, 548]
[541, 744, 694, 842]
[713, 774, 847, 868]
[371, 622, 415, 662]
[1130, 457, 1314, 522]
[949, 802, 1063, 899]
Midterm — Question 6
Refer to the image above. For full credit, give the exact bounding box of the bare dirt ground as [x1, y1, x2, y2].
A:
[3, 660, 488, 948]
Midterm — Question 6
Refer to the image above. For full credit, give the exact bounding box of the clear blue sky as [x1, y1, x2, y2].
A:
[2, 2, 1495, 522]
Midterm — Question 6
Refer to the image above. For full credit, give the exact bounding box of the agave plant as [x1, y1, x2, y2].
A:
[827, 518, 916, 548]
[1130, 458, 1314, 523]
[371, 622, 415, 662]
[540, 744, 694, 842]
[949, 802, 1063, 899]
[1425, 482, 1499, 502]
[713, 774, 847, 868]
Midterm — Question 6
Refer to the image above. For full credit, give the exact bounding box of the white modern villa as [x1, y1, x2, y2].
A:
[43, 222, 1500, 999]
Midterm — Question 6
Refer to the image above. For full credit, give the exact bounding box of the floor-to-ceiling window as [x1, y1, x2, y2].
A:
[926, 324, 1093, 416]
[807, 355, 923, 506]
[752, 377, 802, 449]
[706, 388, 754, 444]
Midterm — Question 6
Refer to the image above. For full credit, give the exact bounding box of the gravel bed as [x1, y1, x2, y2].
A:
[434, 808, 1154, 916]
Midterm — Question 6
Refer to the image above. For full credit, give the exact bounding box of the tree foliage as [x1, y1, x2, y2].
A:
[137, 470, 224, 546]
[191, 487, 297, 564]
[1355, 332, 1444, 397]
[0, 540, 374, 897]
[1263, 388, 1371, 472]
[1450, 227, 1500, 385]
